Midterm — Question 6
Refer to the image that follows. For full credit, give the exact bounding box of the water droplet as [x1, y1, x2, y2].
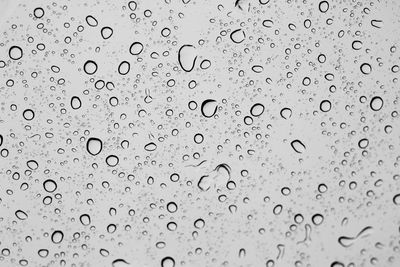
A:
[26, 160, 38, 170]
[370, 96, 383, 111]
[352, 40, 363, 50]
[51, 230, 64, 244]
[106, 155, 119, 167]
[166, 202, 178, 213]
[101, 27, 113, 40]
[161, 257, 175, 267]
[129, 42, 144, 55]
[360, 63, 372, 74]
[15, 210, 28, 220]
[230, 29, 246, 44]
[9, 46, 23, 60]
[290, 140, 306, 154]
[393, 194, 400, 205]
[144, 142, 157, 151]
[38, 249, 49, 258]
[280, 108, 292, 119]
[33, 7, 45, 18]
[311, 214, 324, 225]
[43, 179, 57, 193]
[371, 19, 383, 28]
[85, 15, 98, 27]
[112, 259, 130, 267]
[86, 137, 103, 156]
[201, 99, 218, 118]
[318, 1, 329, 13]
[262, 19, 274, 28]
[70, 96, 82, 109]
[79, 214, 91, 226]
[83, 60, 98, 75]
[338, 226, 373, 247]
[194, 218, 205, 229]
[23, 109, 35, 121]
[178, 45, 197, 72]
[118, 61, 130, 75]
[320, 100, 332, 112]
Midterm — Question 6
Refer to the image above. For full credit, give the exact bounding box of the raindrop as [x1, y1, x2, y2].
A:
[290, 140, 306, 154]
[311, 214, 324, 225]
[15, 210, 28, 220]
[178, 45, 197, 72]
[83, 60, 98, 75]
[33, 7, 45, 18]
[161, 256, 175, 267]
[106, 155, 119, 167]
[79, 214, 91, 226]
[23, 109, 35, 121]
[318, 1, 329, 13]
[112, 259, 130, 267]
[319, 100, 331, 112]
[230, 29, 246, 44]
[144, 142, 157, 151]
[26, 160, 38, 170]
[200, 59, 211, 70]
[360, 63, 372, 74]
[250, 103, 264, 117]
[85, 15, 98, 27]
[201, 99, 218, 118]
[166, 202, 178, 213]
[43, 179, 57, 193]
[38, 249, 49, 258]
[352, 40, 363, 50]
[118, 61, 130, 75]
[9, 46, 23, 60]
[280, 108, 292, 119]
[70, 96, 82, 109]
[86, 138, 103, 156]
[262, 20, 274, 28]
[393, 194, 400, 205]
[371, 19, 383, 28]
[129, 42, 144, 55]
[194, 219, 205, 229]
[51, 230, 64, 244]
[101, 27, 113, 39]
[370, 96, 383, 111]
[251, 65, 263, 73]
[128, 1, 137, 11]
[358, 138, 369, 149]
